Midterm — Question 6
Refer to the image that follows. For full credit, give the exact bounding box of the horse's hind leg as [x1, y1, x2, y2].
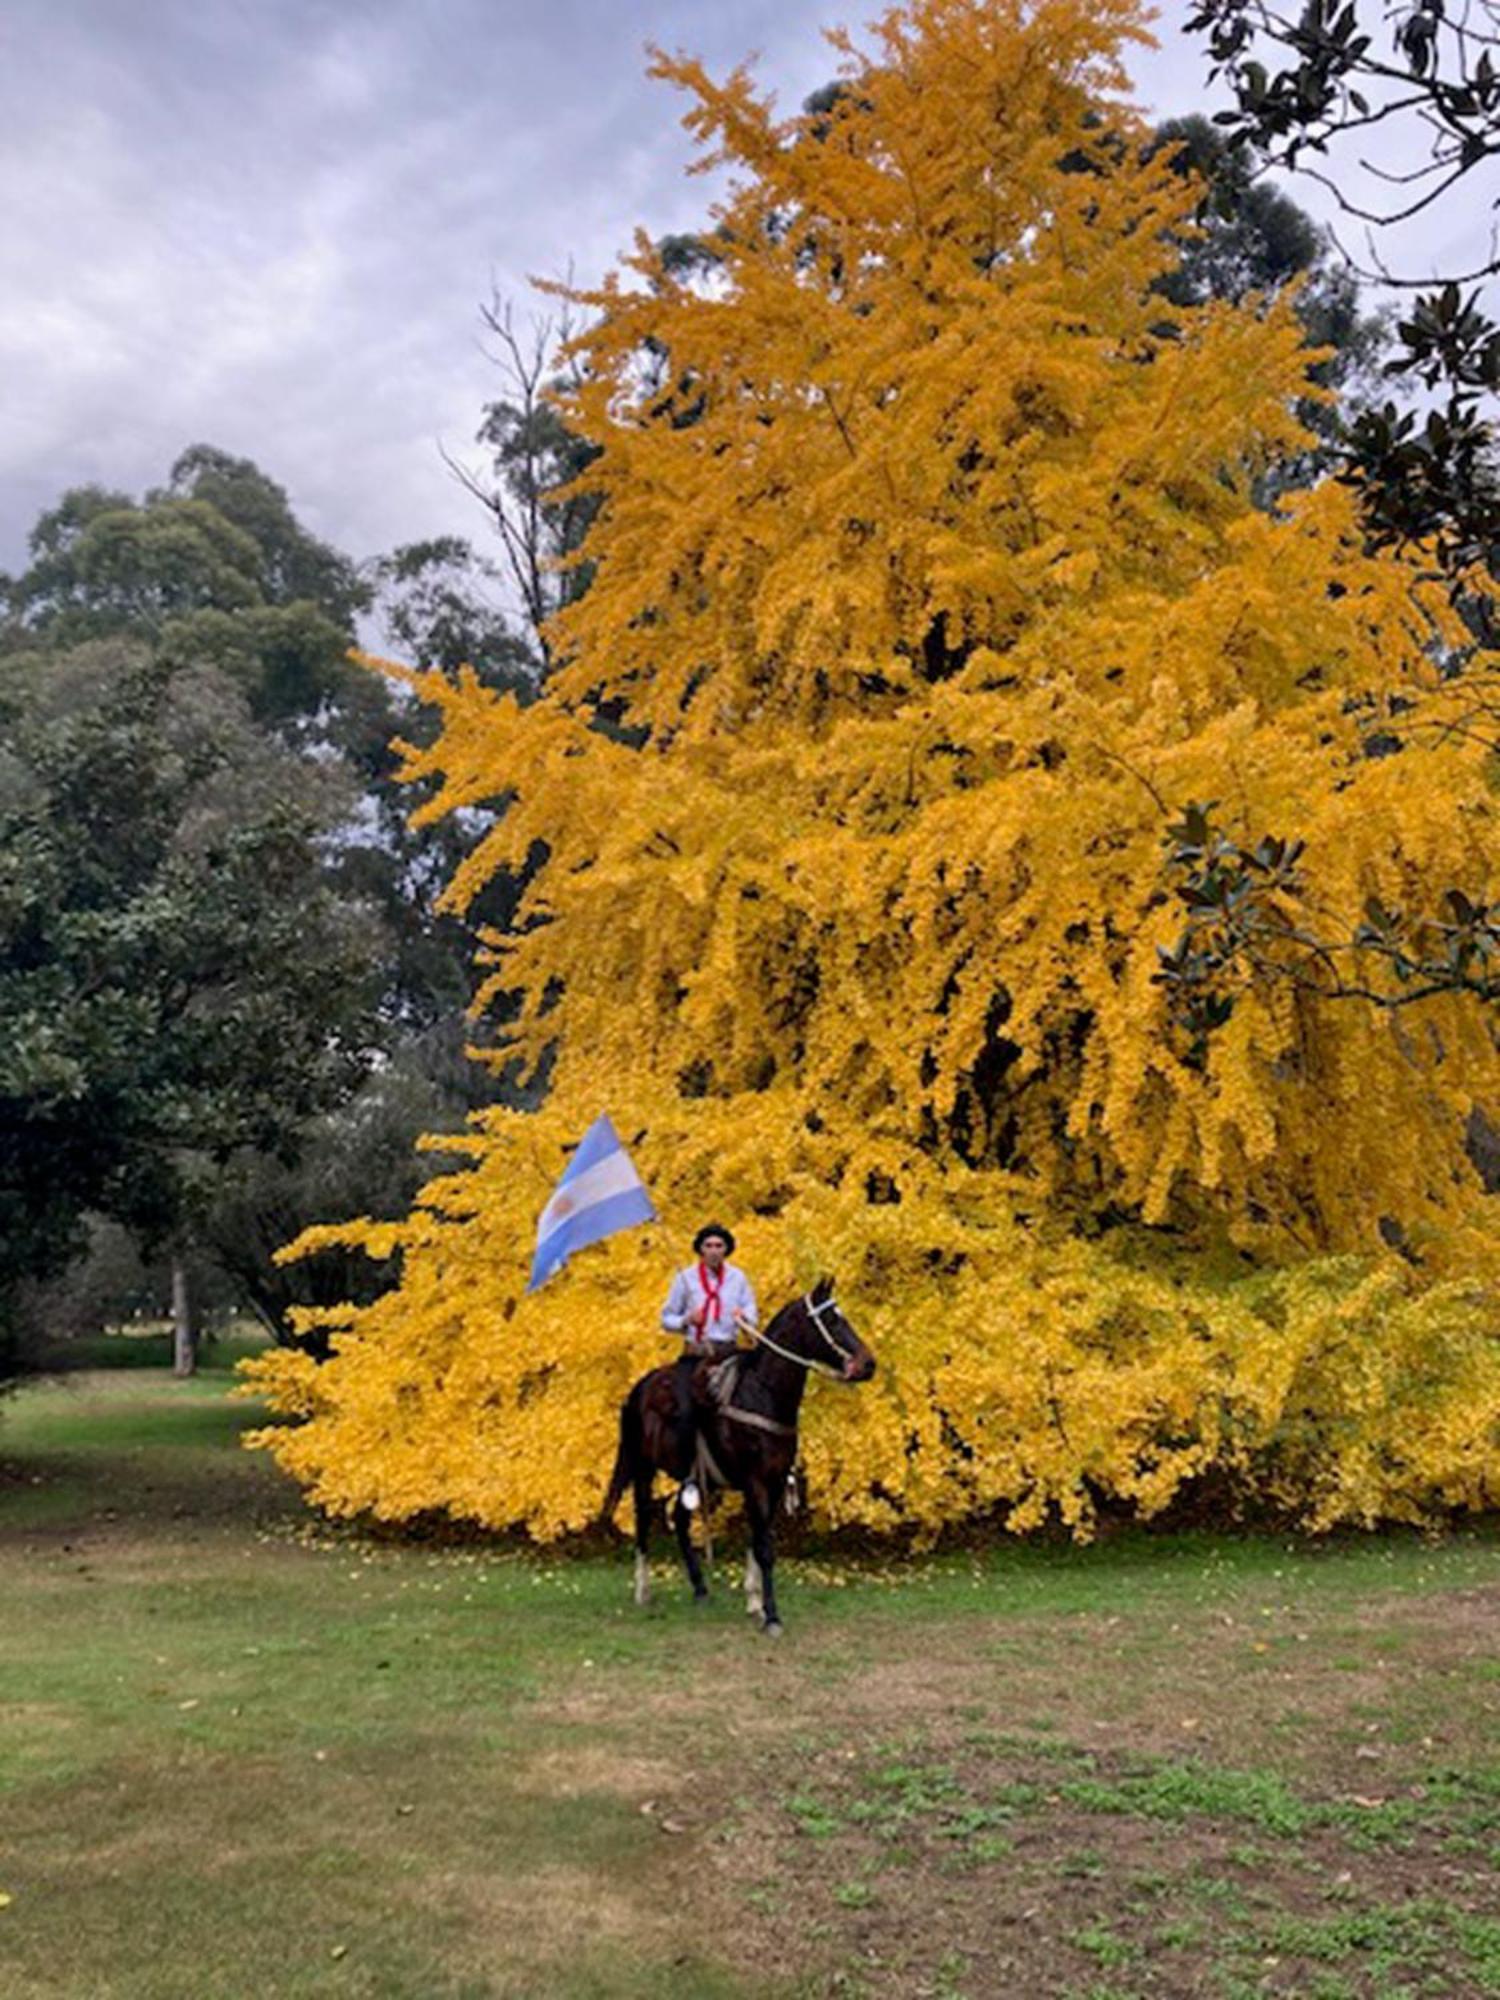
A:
[632, 1470, 654, 1607]
[673, 1493, 709, 1602]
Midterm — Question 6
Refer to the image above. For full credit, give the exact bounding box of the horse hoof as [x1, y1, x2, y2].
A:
[763, 1619, 784, 1639]
[693, 1589, 710, 1605]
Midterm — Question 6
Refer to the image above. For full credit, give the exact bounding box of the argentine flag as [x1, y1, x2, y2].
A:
[527, 1114, 657, 1291]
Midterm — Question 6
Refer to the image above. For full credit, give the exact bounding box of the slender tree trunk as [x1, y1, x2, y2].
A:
[171, 1257, 196, 1378]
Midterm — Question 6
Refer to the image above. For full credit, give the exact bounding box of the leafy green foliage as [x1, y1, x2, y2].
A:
[2, 449, 365, 727]
[165, 445, 369, 627]
[0, 446, 542, 1370]
[368, 536, 534, 687]
[0, 642, 378, 1318]
[1188, 0, 1499, 195]
[199, 1026, 499, 1355]
[1342, 282, 1500, 582]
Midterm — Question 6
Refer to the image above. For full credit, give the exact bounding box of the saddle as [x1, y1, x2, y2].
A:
[685, 1350, 801, 1522]
[690, 1351, 745, 1413]
[692, 1351, 797, 1444]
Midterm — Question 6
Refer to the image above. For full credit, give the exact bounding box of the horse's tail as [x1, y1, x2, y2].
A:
[599, 1380, 642, 1529]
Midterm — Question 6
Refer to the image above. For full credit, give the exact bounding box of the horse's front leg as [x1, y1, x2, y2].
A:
[744, 1545, 764, 1622]
[745, 1473, 786, 1636]
[673, 1491, 709, 1602]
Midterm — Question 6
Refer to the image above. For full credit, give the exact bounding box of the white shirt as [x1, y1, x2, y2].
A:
[661, 1262, 758, 1348]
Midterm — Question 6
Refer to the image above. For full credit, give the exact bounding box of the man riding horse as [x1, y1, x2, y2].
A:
[658, 1222, 756, 1513]
[605, 1225, 876, 1634]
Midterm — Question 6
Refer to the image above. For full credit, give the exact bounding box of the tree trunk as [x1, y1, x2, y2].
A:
[171, 1257, 196, 1378]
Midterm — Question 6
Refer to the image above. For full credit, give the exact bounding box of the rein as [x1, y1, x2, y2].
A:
[714, 1293, 849, 1444]
[739, 1292, 849, 1381]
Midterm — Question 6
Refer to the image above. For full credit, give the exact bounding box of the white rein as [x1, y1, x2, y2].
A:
[736, 1291, 849, 1380]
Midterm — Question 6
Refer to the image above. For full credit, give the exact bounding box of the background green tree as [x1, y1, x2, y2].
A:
[0, 450, 535, 1379]
[0, 637, 376, 1376]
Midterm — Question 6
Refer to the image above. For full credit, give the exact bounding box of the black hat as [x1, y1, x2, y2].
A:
[693, 1222, 736, 1254]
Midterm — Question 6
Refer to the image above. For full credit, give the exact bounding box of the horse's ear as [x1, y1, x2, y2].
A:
[811, 1274, 835, 1304]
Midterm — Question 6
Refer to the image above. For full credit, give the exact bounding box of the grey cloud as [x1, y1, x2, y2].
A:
[1, 1, 1473, 585]
[0, 0, 849, 572]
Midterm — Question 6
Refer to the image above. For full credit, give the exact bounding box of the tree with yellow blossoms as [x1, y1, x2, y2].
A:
[245, 0, 1500, 1542]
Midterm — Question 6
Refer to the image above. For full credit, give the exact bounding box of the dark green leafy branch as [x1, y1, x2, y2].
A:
[1186, 0, 1500, 241]
[1183, 1, 1500, 597]
[1154, 800, 1498, 1060]
[1339, 282, 1500, 585]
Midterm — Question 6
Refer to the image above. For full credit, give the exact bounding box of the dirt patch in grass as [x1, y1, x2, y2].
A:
[541, 1581, 1500, 1785]
[517, 1579, 1500, 1997]
[454, 1862, 679, 1957]
[695, 1727, 1500, 1997]
[520, 1741, 688, 1802]
[830, 1588, 1500, 1774]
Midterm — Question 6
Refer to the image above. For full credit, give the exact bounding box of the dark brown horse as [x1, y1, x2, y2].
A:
[602, 1277, 876, 1635]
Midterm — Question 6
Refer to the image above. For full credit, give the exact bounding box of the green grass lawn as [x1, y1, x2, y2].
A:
[3, 1363, 1499, 1998]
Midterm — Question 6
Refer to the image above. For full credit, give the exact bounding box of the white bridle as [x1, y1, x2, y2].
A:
[738, 1290, 852, 1380]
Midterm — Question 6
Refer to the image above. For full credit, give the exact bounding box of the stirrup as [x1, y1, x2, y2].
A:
[680, 1479, 702, 1513]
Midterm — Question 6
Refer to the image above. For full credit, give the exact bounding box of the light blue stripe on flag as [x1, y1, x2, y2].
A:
[526, 1113, 657, 1291]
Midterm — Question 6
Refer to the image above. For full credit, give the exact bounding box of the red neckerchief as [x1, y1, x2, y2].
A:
[698, 1260, 725, 1333]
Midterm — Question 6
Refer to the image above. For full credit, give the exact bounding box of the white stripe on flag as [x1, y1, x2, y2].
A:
[535, 1149, 644, 1239]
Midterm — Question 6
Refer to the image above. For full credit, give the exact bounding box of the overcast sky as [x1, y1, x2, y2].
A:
[0, 1, 1483, 585]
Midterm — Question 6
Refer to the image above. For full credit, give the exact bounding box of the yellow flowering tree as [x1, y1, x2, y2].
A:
[245, 0, 1500, 1540]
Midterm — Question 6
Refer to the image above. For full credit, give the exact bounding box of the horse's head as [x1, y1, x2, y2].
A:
[796, 1276, 876, 1383]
